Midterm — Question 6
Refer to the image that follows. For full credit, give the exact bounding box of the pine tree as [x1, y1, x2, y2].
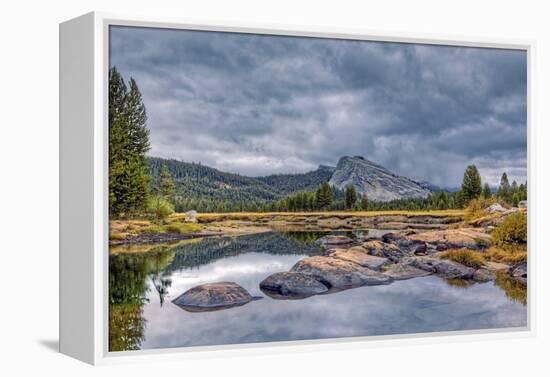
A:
[461, 165, 482, 204]
[498, 173, 511, 203]
[344, 184, 358, 209]
[158, 162, 175, 202]
[315, 182, 333, 209]
[109, 67, 151, 217]
[360, 193, 369, 210]
[519, 183, 527, 201]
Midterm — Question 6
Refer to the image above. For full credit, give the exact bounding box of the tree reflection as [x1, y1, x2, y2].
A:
[163, 232, 323, 273]
[494, 271, 527, 306]
[109, 249, 174, 351]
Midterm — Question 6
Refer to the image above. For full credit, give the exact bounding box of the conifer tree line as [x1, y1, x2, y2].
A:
[171, 165, 527, 214]
[458, 165, 526, 207]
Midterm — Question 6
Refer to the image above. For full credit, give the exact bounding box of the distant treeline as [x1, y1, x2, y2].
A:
[170, 166, 527, 213]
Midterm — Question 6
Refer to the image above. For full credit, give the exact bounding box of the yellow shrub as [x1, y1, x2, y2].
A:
[485, 245, 527, 264]
[440, 248, 485, 268]
[491, 211, 527, 246]
[464, 197, 496, 222]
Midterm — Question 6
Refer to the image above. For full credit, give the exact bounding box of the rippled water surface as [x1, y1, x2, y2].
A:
[108, 231, 527, 351]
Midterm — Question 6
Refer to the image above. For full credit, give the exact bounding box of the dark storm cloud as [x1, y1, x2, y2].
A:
[109, 26, 527, 187]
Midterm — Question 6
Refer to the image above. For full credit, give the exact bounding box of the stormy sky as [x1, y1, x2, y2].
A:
[109, 26, 527, 188]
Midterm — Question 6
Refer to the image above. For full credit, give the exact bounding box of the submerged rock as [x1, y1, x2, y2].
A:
[260, 272, 328, 298]
[172, 282, 260, 312]
[329, 247, 390, 270]
[383, 263, 432, 280]
[291, 256, 393, 290]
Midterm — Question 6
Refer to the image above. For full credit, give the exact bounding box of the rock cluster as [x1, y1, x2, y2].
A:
[172, 227, 527, 310]
[259, 227, 526, 300]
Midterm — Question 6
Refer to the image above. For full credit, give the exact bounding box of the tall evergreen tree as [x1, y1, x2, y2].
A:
[461, 165, 482, 204]
[158, 162, 175, 202]
[344, 184, 358, 209]
[498, 173, 511, 203]
[109, 67, 151, 216]
[360, 193, 369, 210]
[315, 182, 333, 209]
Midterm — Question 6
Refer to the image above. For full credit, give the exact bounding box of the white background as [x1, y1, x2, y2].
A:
[0, 0, 548, 375]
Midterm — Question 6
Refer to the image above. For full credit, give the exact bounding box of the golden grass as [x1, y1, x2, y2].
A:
[195, 210, 464, 222]
[109, 218, 202, 240]
[439, 248, 486, 268]
[163, 222, 201, 234]
[463, 197, 496, 222]
[484, 245, 527, 264]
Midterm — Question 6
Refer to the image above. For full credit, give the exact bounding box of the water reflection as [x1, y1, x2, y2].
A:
[109, 232, 527, 352]
[494, 271, 527, 305]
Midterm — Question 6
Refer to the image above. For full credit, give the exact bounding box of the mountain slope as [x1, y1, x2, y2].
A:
[257, 165, 335, 195]
[150, 156, 433, 204]
[328, 156, 431, 201]
[148, 157, 333, 203]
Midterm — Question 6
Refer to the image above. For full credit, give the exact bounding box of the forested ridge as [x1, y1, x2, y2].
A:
[148, 157, 334, 210]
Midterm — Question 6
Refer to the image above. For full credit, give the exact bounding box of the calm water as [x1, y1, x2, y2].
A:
[109, 231, 527, 352]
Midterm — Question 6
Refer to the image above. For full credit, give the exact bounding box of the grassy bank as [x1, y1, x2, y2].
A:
[109, 219, 201, 240]
[190, 209, 464, 223]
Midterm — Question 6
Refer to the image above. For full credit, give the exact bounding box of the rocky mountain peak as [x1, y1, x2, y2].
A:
[329, 156, 432, 201]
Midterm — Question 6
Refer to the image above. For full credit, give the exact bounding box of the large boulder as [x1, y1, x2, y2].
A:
[406, 257, 475, 279]
[380, 233, 426, 254]
[405, 228, 491, 250]
[260, 272, 328, 299]
[510, 261, 527, 284]
[518, 200, 527, 209]
[484, 261, 509, 272]
[329, 247, 390, 270]
[291, 256, 393, 290]
[383, 263, 432, 280]
[315, 235, 353, 246]
[172, 282, 259, 312]
[486, 203, 507, 213]
[184, 210, 198, 223]
[361, 240, 406, 262]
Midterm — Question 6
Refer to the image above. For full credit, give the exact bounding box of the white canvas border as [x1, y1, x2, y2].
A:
[61, 11, 536, 365]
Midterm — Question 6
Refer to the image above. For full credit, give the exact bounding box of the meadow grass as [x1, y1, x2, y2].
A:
[439, 248, 486, 268]
[484, 245, 527, 264]
[109, 218, 202, 240]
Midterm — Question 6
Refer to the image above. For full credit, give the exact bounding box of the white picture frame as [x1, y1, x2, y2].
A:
[59, 11, 535, 365]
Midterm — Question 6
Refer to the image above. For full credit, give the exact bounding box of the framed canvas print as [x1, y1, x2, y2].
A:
[60, 12, 533, 365]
